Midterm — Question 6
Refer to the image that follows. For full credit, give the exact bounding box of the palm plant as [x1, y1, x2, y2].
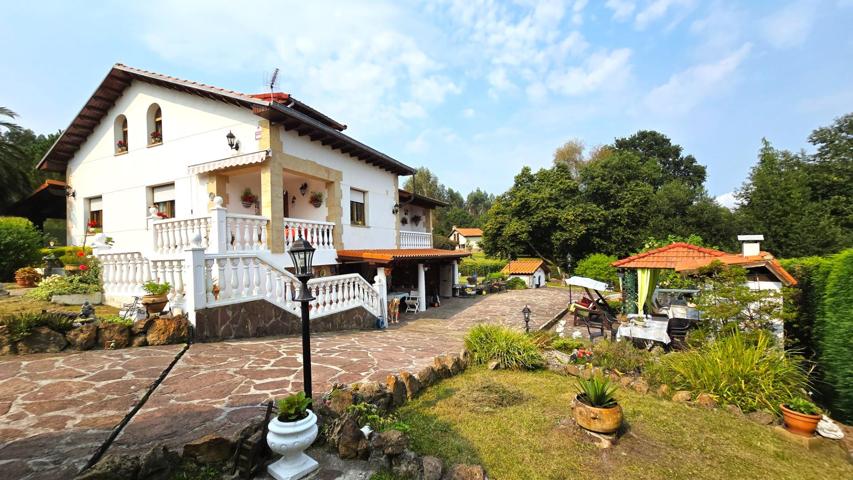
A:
[576, 375, 618, 408]
[0, 107, 34, 207]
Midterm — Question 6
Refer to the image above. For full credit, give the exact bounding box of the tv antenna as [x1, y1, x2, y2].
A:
[263, 68, 280, 101]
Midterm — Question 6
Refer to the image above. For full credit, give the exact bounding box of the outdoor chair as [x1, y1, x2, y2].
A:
[405, 291, 420, 313]
[581, 313, 607, 343]
[667, 317, 694, 350]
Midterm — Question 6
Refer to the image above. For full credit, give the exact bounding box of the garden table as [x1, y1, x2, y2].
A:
[616, 314, 671, 344]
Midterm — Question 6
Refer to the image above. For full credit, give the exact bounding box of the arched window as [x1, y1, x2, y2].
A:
[147, 104, 163, 145]
[114, 115, 128, 154]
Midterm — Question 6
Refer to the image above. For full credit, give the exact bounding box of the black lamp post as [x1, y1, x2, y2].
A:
[566, 253, 574, 304]
[289, 234, 316, 399]
[522, 304, 531, 333]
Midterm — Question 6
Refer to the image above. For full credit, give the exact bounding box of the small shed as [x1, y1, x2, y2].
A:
[502, 259, 549, 288]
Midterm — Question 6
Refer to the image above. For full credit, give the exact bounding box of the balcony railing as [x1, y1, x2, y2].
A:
[284, 217, 335, 251]
[400, 231, 432, 249]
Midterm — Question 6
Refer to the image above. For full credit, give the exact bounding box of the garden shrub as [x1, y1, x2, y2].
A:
[0, 312, 76, 341]
[551, 338, 586, 353]
[486, 272, 507, 281]
[819, 249, 853, 421]
[459, 255, 508, 278]
[40, 245, 92, 258]
[27, 275, 101, 301]
[0, 217, 44, 281]
[574, 253, 618, 288]
[99, 315, 133, 327]
[590, 340, 652, 374]
[651, 331, 809, 413]
[464, 324, 544, 370]
[506, 277, 527, 290]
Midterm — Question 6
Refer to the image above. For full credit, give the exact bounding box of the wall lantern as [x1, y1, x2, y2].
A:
[392, 203, 400, 215]
[65, 186, 76, 198]
[522, 304, 532, 333]
[226, 130, 240, 151]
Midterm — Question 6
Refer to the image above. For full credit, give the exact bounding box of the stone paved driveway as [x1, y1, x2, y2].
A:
[0, 288, 568, 478]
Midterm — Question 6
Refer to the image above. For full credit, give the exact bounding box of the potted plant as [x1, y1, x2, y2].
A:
[116, 140, 127, 153]
[780, 397, 822, 437]
[14, 267, 41, 287]
[267, 392, 319, 480]
[400, 217, 409, 226]
[411, 214, 422, 226]
[572, 375, 623, 434]
[309, 191, 324, 208]
[149, 130, 162, 145]
[241, 188, 258, 208]
[141, 281, 171, 315]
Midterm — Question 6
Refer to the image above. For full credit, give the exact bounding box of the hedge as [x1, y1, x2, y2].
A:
[781, 249, 853, 422]
[0, 217, 44, 281]
[574, 253, 618, 288]
[459, 255, 508, 278]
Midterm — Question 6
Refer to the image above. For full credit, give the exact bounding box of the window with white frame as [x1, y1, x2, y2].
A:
[350, 188, 366, 226]
[151, 183, 176, 219]
[88, 196, 103, 229]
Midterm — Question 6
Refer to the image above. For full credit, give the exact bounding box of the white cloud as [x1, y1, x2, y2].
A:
[715, 192, 738, 210]
[644, 43, 752, 116]
[634, 0, 695, 30]
[405, 128, 458, 154]
[689, 2, 745, 57]
[546, 48, 633, 96]
[605, 0, 636, 21]
[399, 101, 427, 119]
[760, 1, 818, 49]
[572, 0, 589, 25]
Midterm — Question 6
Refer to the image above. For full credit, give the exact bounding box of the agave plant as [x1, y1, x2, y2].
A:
[576, 375, 618, 408]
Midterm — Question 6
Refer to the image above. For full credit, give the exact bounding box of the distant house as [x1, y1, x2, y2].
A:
[449, 226, 483, 251]
[502, 259, 549, 288]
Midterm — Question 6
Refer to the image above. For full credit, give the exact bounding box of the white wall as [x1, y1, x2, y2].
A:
[280, 129, 399, 250]
[400, 204, 429, 233]
[508, 268, 546, 288]
[283, 174, 329, 221]
[66, 81, 260, 251]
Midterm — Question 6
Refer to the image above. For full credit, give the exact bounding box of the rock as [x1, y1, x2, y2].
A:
[76, 454, 139, 479]
[725, 404, 744, 417]
[619, 376, 633, 387]
[487, 360, 500, 370]
[459, 349, 471, 369]
[447, 464, 487, 480]
[656, 384, 671, 398]
[97, 323, 130, 349]
[138, 445, 180, 480]
[434, 356, 452, 377]
[0, 325, 16, 355]
[544, 349, 573, 373]
[386, 375, 407, 408]
[371, 429, 408, 456]
[16, 326, 67, 354]
[146, 316, 189, 346]
[609, 372, 621, 383]
[564, 364, 580, 377]
[182, 433, 235, 463]
[416, 366, 437, 388]
[422, 455, 443, 480]
[366, 449, 389, 472]
[358, 382, 391, 412]
[131, 334, 148, 348]
[131, 316, 154, 334]
[391, 450, 422, 479]
[66, 324, 98, 350]
[632, 379, 650, 395]
[328, 388, 355, 416]
[672, 391, 693, 403]
[747, 410, 777, 426]
[696, 393, 717, 409]
[580, 368, 593, 380]
[400, 371, 421, 400]
[447, 355, 464, 375]
[334, 415, 369, 460]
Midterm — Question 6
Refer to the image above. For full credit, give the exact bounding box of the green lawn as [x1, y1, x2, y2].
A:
[0, 285, 118, 317]
[396, 368, 852, 480]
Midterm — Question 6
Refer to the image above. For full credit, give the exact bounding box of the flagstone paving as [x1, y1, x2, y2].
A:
[0, 288, 568, 478]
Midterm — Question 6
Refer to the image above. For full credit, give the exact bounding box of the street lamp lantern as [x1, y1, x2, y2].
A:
[522, 304, 532, 333]
[288, 234, 316, 399]
[225, 130, 239, 151]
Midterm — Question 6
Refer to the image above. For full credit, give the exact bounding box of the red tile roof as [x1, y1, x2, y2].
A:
[453, 227, 483, 237]
[612, 242, 727, 269]
[675, 253, 797, 286]
[502, 259, 546, 275]
[337, 248, 471, 264]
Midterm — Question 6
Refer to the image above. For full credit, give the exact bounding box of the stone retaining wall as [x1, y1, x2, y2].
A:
[193, 300, 378, 342]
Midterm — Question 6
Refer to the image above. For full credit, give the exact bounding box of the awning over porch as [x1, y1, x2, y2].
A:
[3, 179, 67, 228]
[187, 149, 271, 175]
[337, 248, 470, 266]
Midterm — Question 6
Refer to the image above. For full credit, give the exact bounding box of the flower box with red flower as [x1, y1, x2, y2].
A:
[116, 140, 128, 153]
[241, 188, 258, 208]
[155, 211, 169, 219]
[149, 130, 163, 145]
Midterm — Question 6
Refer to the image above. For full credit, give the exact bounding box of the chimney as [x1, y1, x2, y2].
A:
[737, 234, 764, 257]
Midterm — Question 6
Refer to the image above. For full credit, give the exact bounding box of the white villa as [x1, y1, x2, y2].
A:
[448, 226, 483, 251]
[37, 64, 468, 340]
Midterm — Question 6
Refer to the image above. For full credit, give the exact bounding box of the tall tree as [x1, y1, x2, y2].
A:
[552, 138, 586, 177]
[403, 167, 447, 201]
[806, 113, 853, 246]
[465, 188, 494, 219]
[614, 130, 706, 190]
[736, 140, 842, 257]
[0, 107, 35, 209]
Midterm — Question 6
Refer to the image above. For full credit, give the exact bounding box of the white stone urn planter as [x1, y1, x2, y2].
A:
[266, 410, 319, 480]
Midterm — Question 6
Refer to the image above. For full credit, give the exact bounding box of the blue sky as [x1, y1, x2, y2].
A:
[2, 1, 851, 203]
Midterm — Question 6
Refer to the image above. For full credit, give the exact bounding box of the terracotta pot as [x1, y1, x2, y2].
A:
[142, 294, 169, 315]
[572, 394, 623, 434]
[780, 404, 820, 437]
[16, 279, 36, 288]
[310, 199, 322, 208]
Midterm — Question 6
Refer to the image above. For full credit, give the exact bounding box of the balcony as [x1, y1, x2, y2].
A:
[400, 231, 432, 249]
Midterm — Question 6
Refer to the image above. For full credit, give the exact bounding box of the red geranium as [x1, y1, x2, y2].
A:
[156, 211, 169, 219]
[79, 264, 88, 271]
[87, 220, 98, 228]
[76, 251, 85, 257]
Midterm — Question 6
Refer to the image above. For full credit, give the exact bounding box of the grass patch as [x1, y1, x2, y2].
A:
[0, 293, 118, 317]
[397, 367, 852, 480]
[464, 325, 544, 370]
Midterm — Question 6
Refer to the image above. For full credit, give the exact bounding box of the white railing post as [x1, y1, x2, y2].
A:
[375, 267, 388, 327]
[182, 234, 206, 325]
[209, 196, 228, 254]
